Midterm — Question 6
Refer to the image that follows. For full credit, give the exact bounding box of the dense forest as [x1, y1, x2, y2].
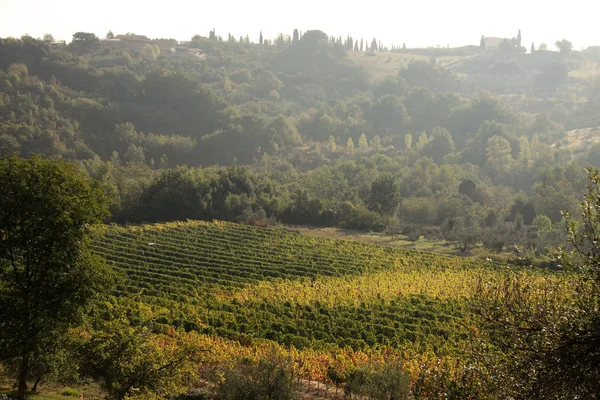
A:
[1, 31, 599, 257]
[1, 28, 600, 399]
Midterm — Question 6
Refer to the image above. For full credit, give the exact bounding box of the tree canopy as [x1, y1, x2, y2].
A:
[0, 154, 112, 399]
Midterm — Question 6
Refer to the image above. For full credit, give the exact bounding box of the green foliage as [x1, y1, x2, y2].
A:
[555, 39, 573, 56]
[0, 154, 112, 398]
[60, 387, 81, 397]
[399, 60, 457, 92]
[215, 353, 297, 400]
[367, 173, 401, 215]
[75, 299, 199, 400]
[346, 361, 410, 400]
[473, 168, 600, 399]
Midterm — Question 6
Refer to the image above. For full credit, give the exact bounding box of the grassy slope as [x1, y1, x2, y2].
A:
[555, 126, 600, 152]
[348, 51, 470, 82]
[291, 225, 456, 253]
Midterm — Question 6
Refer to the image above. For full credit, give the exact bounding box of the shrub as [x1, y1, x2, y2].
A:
[345, 361, 410, 400]
[61, 387, 81, 397]
[215, 353, 298, 400]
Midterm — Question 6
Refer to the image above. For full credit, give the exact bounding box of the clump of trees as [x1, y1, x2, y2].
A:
[0, 155, 200, 399]
[473, 167, 600, 398]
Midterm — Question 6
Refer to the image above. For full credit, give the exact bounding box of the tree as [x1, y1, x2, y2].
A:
[555, 39, 573, 56]
[68, 32, 100, 55]
[480, 35, 486, 50]
[443, 206, 480, 251]
[486, 135, 513, 178]
[371, 135, 382, 151]
[532, 214, 552, 233]
[368, 95, 410, 133]
[259, 31, 264, 45]
[516, 29, 522, 47]
[367, 173, 401, 215]
[371, 38, 378, 52]
[75, 299, 199, 400]
[0, 155, 111, 399]
[42, 33, 54, 42]
[327, 135, 336, 153]
[473, 168, 600, 398]
[531, 42, 535, 53]
[422, 127, 455, 163]
[106, 30, 115, 39]
[360, 38, 364, 52]
[538, 42, 548, 51]
[358, 133, 368, 149]
[347, 137, 355, 154]
[292, 29, 299, 43]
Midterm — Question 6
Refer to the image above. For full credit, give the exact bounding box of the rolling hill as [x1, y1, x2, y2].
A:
[88, 219, 506, 394]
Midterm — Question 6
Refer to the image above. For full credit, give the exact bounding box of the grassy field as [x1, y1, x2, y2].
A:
[0, 376, 103, 400]
[555, 126, 600, 152]
[348, 51, 474, 82]
[569, 58, 600, 79]
[289, 225, 487, 256]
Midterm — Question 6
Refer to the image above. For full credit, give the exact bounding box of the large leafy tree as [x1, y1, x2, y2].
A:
[0, 154, 111, 399]
[367, 173, 401, 215]
[555, 39, 573, 56]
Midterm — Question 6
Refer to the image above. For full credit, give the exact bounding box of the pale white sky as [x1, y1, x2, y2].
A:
[0, 0, 598, 49]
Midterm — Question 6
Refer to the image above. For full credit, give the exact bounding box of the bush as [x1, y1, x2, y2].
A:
[61, 387, 81, 397]
[176, 387, 214, 400]
[345, 361, 410, 400]
[215, 354, 298, 400]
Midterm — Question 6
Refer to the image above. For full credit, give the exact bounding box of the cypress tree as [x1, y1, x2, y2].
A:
[517, 29, 522, 47]
[259, 31, 263, 45]
[371, 38, 378, 52]
[531, 42, 535, 53]
[293, 29, 299, 43]
[360, 39, 364, 51]
[480, 35, 486, 50]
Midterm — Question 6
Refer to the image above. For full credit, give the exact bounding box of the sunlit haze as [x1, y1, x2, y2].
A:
[1, 0, 598, 49]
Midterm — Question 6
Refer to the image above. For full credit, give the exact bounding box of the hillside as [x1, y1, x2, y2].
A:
[89, 220, 494, 392]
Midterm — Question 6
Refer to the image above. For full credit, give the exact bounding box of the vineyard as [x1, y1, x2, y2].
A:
[90, 220, 506, 395]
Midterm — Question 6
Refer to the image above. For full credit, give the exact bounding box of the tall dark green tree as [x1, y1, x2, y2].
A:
[531, 42, 535, 53]
[259, 31, 264, 45]
[367, 173, 401, 215]
[0, 155, 112, 399]
[516, 29, 522, 47]
[371, 38, 378, 52]
[360, 38, 364, 51]
[292, 29, 299, 43]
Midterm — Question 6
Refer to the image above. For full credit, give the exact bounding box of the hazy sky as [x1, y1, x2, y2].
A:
[1, 0, 598, 49]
